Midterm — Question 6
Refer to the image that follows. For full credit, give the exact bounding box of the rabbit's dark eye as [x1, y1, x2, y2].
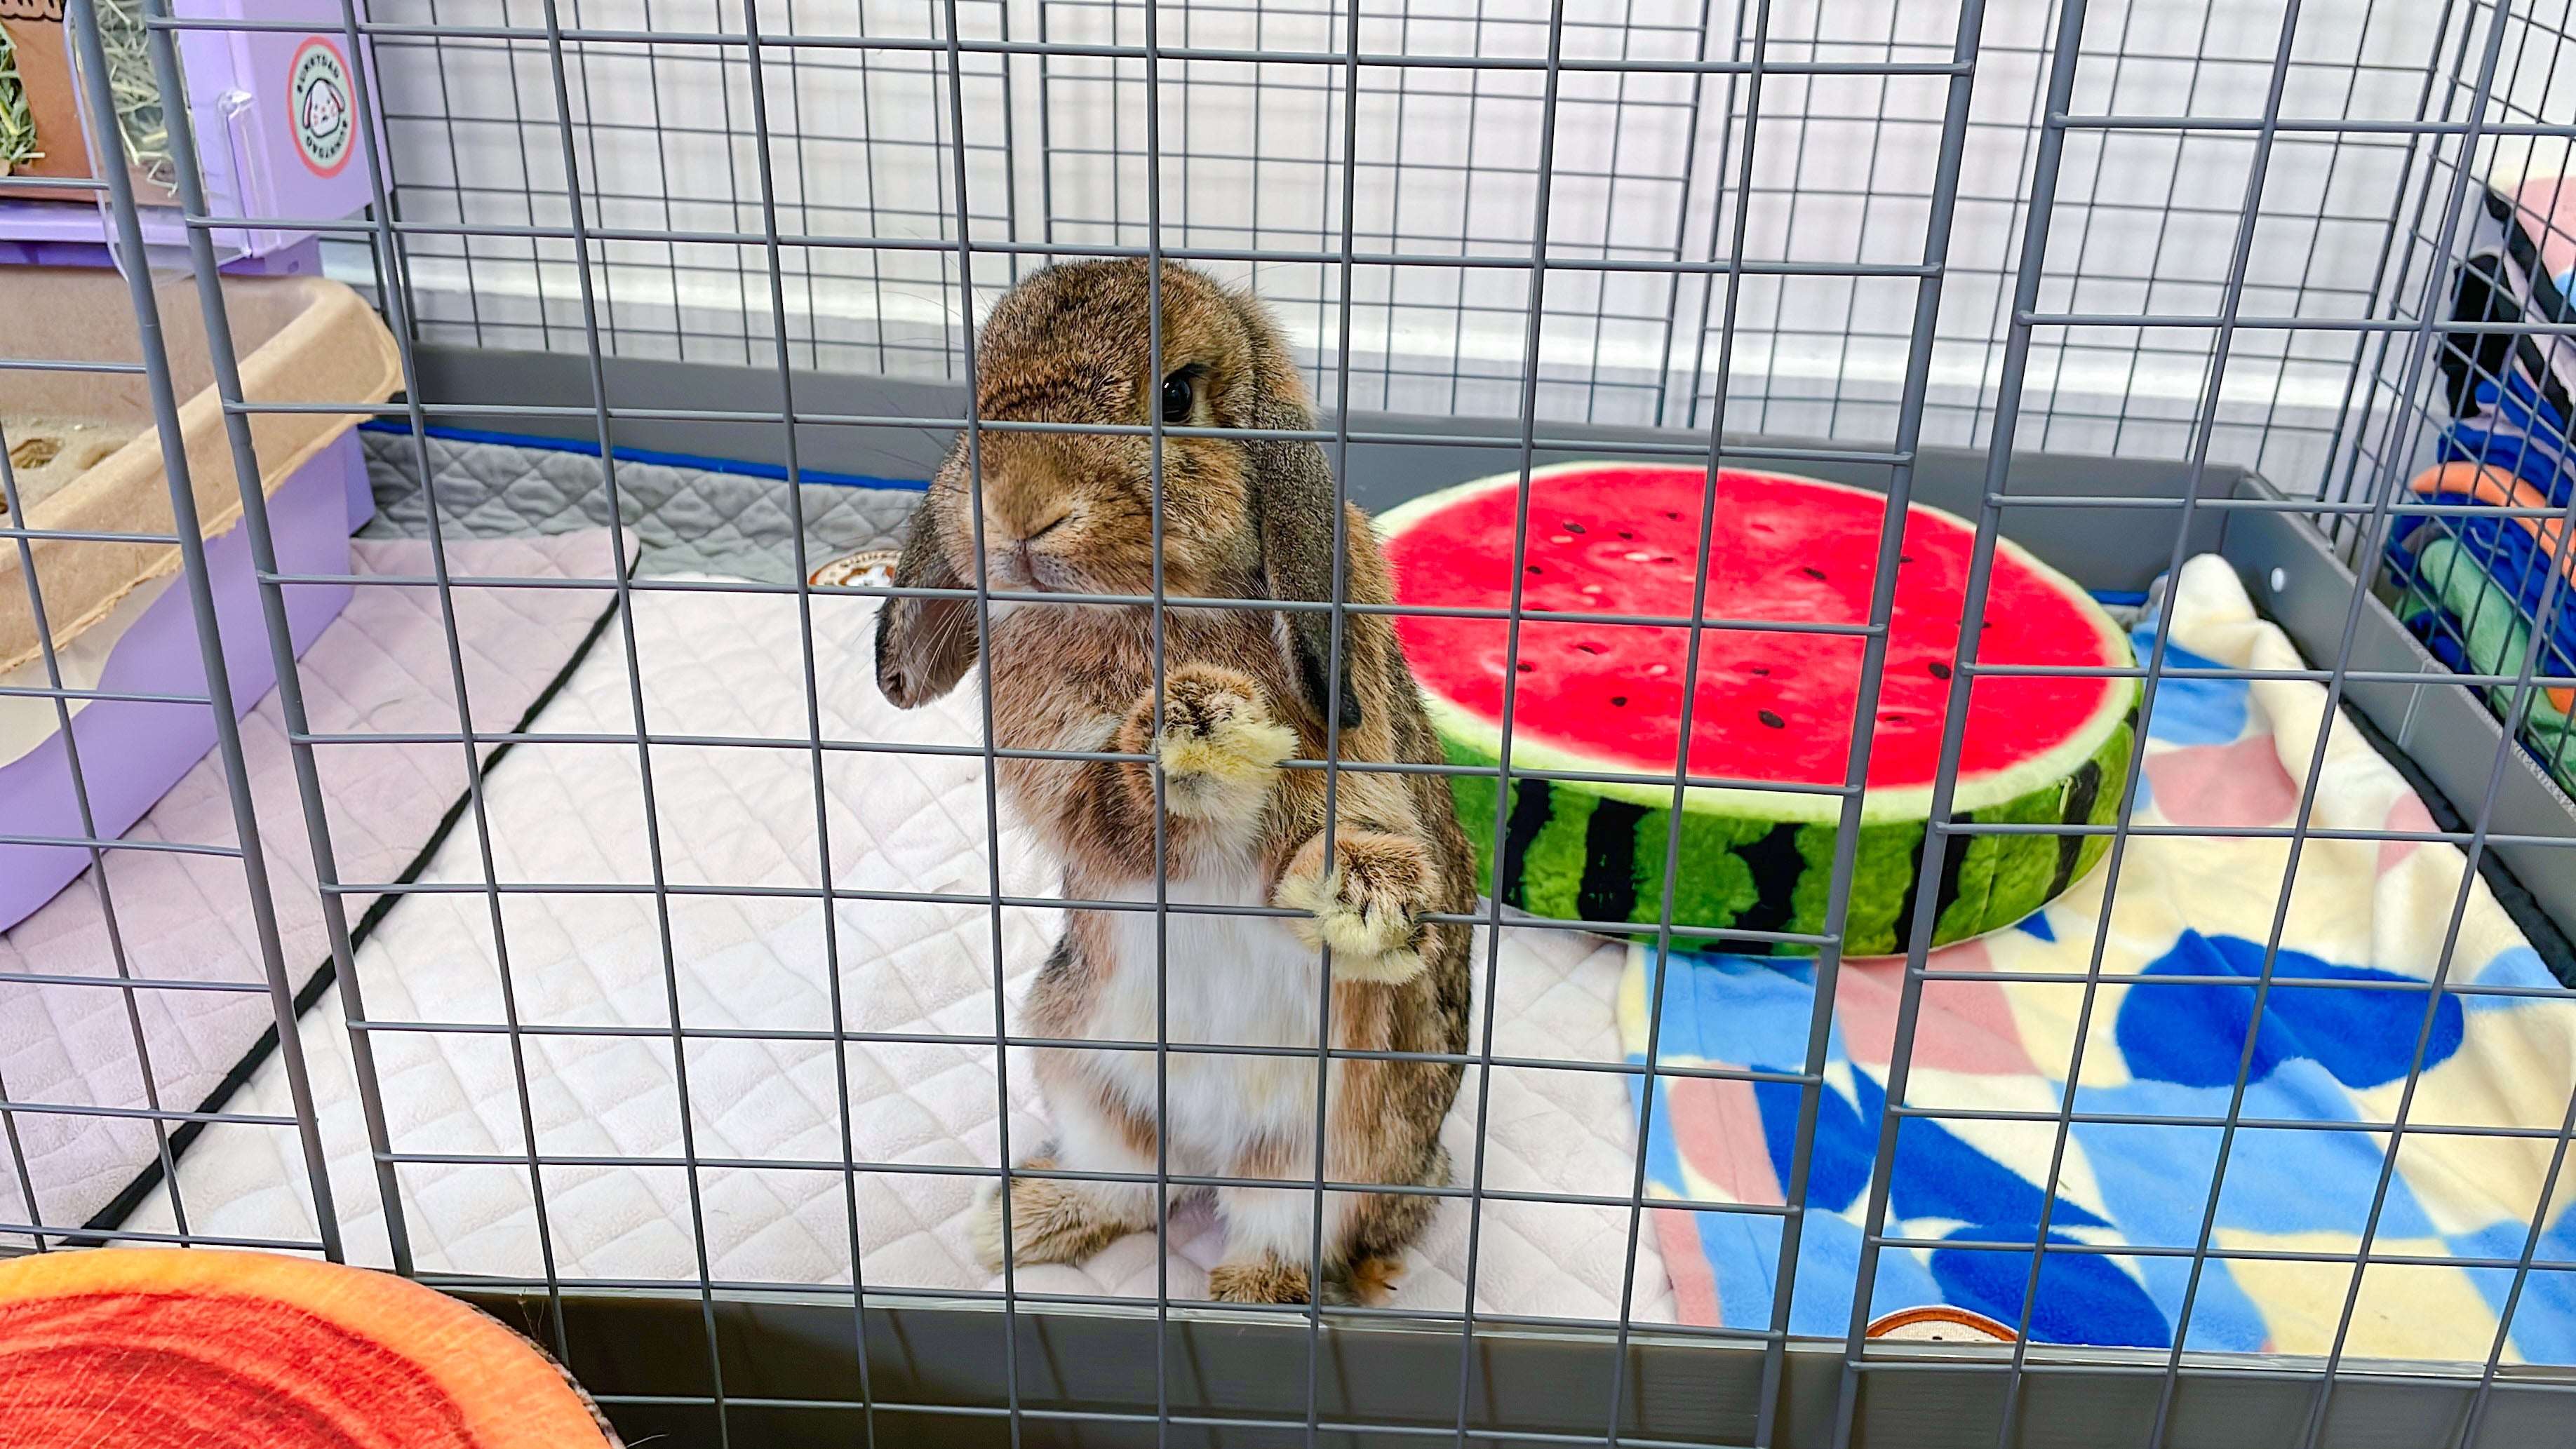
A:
[1160, 371, 1194, 425]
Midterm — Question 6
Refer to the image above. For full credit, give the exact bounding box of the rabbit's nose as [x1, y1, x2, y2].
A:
[981, 546, 1031, 588]
[1004, 501, 1072, 545]
[980, 537, 1049, 591]
[986, 502, 1071, 577]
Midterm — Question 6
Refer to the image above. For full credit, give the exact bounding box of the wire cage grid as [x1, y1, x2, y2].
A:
[351, 0, 2530, 480]
[1, 1, 2574, 1448]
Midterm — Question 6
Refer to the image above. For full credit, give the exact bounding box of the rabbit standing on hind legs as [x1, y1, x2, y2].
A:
[873, 260, 1475, 1306]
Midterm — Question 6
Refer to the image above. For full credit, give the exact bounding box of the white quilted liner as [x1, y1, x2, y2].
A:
[125, 580, 1676, 1324]
[2, 532, 626, 1237]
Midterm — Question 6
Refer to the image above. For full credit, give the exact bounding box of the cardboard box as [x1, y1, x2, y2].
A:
[0, 267, 401, 929]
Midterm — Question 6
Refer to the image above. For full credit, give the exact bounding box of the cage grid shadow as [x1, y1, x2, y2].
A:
[2, 0, 2576, 1446]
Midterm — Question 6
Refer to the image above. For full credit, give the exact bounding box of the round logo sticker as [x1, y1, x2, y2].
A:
[289, 38, 353, 178]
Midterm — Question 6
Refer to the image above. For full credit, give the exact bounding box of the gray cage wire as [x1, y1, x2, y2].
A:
[4, 0, 2576, 1446]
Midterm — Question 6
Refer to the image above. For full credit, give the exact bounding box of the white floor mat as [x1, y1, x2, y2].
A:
[122, 581, 1674, 1324]
[4, 532, 624, 1239]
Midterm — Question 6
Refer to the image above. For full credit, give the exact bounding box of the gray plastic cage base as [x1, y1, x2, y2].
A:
[326, 349, 2576, 1446]
[447, 1284, 2576, 1449]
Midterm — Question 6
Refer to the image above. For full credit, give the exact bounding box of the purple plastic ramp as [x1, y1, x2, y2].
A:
[0, 430, 364, 930]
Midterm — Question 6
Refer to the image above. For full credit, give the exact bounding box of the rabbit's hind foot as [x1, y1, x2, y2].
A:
[1206, 1253, 1374, 1307]
[970, 1154, 1141, 1272]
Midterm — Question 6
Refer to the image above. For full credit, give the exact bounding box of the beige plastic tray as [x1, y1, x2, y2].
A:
[0, 269, 401, 675]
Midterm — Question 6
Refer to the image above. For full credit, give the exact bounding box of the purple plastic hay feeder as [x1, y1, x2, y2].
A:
[0, 0, 377, 264]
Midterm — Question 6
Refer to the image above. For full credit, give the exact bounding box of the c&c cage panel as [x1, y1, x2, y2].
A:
[3, 1, 2575, 1448]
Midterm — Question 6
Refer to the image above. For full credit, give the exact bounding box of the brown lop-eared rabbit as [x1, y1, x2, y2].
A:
[874, 260, 1475, 1305]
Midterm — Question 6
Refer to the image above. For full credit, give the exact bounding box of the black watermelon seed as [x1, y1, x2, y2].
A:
[1618, 530, 1634, 540]
[1928, 661, 1952, 680]
[1517, 662, 1536, 673]
[1611, 696, 1628, 707]
[1901, 555, 1915, 564]
[1574, 642, 1604, 655]
[1881, 712, 1907, 724]
[1664, 510, 1681, 520]
[1564, 521, 1587, 534]
[1758, 709, 1785, 729]
[1656, 555, 1676, 562]
[1751, 666, 1771, 676]
[1800, 566, 1827, 580]
[1527, 564, 1543, 574]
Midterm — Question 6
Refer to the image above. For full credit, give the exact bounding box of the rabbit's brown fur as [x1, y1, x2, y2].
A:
[876, 260, 1473, 1305]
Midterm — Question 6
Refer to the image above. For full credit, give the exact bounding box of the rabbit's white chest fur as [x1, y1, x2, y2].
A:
[1090, 865, 1330, 1163]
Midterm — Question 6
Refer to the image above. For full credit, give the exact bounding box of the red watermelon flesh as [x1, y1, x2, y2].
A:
[1381, 464, 2128, 803]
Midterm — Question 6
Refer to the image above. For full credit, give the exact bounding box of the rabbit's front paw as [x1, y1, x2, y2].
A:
[1124, 664, 1297, 821]
[1275, 830, 1431, 983]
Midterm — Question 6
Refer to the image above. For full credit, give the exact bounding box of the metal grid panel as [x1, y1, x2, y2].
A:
[374, 0, 1019, 371]
[358, 0, 2520, 480]
[2336, 0, 2576, 805]
[1, 1, 2573, 1447]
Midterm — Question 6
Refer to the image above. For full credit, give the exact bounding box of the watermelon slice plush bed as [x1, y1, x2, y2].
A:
[1378, 461, 2138, 956]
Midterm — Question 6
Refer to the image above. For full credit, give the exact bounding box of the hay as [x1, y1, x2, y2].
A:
[0, 2, 174, 191]
[94, 0, 176, 194]
[0, 22, 37, 177]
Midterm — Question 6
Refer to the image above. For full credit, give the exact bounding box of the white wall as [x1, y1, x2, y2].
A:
[340, 0, 2576, 495]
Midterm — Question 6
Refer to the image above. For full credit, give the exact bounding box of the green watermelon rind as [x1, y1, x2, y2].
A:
[1375, 461, 2138, 825]
[1442, 702, 2135, 955]
[1378, 461, 2141, 953]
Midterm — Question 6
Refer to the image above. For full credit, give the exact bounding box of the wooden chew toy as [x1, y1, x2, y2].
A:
[0, 1247, 620, 1448]
[810, 545, 899, 589]
[1865, 1305, 2020, 1344]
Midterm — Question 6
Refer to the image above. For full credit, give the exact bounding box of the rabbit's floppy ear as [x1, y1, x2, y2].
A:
[1244, 400, 1363, 732]
[874, 497, 979, 708]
